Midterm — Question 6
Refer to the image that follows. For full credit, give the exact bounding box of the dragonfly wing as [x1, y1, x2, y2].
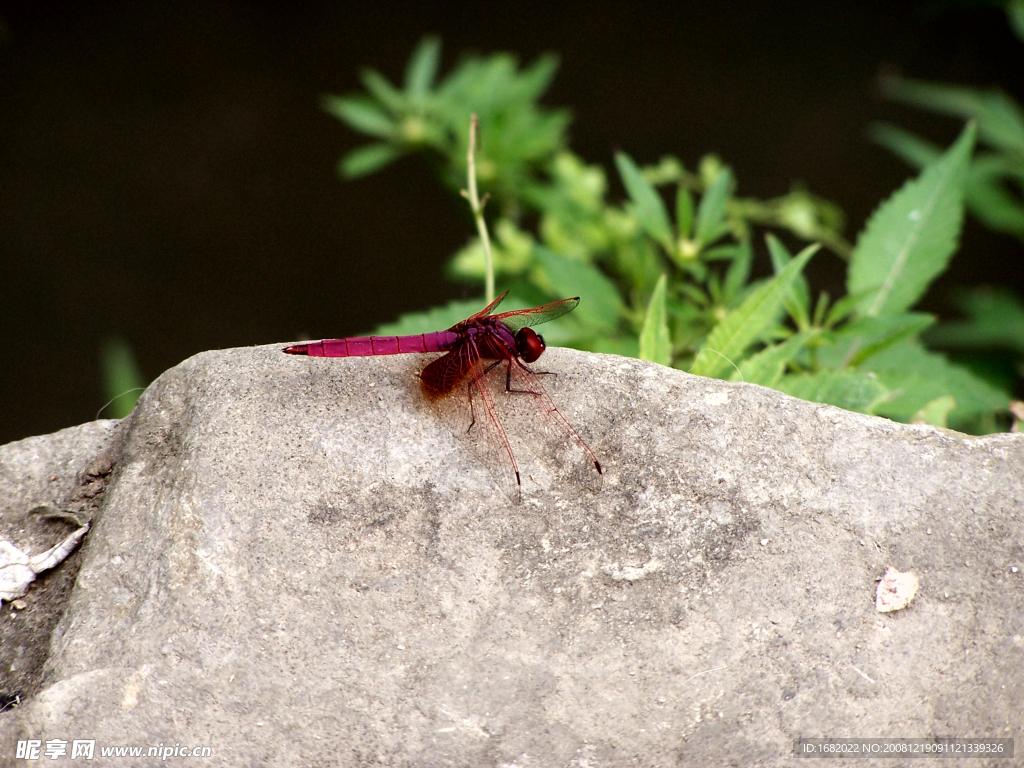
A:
[420, 343, 523, 504]
[461, 290, 509, 324]
[492, 296, 580, 334]
[495, 357, 603, 494]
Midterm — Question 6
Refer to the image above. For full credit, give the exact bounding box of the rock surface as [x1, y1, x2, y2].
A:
[1, 345, 1022, 766]
[0, 420, 118, 711]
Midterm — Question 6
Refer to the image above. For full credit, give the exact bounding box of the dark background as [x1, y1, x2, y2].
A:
[2, 1, 1022, 445]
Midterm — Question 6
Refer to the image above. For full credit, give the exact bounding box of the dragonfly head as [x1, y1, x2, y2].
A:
[515, 327, 546, 363]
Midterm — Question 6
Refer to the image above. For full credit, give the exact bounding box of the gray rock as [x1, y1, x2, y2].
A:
[0, 420, 119, 712]
[1, 346, 1022, 766]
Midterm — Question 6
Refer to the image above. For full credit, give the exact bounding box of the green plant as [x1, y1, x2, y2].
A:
[325, 39, 1012, 433]
[866, 7, 1024, 424]
[99, 337, 145, 419]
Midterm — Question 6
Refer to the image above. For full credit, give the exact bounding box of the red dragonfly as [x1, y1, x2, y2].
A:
[284, 291, 602, 502]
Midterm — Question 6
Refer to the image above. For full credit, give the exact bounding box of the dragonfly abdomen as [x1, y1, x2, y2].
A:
[284, 332, 458, 357]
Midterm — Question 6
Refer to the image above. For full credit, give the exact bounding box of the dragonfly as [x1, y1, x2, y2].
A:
[284, 291, 602, 503]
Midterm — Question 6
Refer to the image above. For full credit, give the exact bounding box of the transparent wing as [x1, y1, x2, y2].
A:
[492, 296, 580, 334]
[488, 356, 603, 495]
[459, 290, 509, 325]
[420, 342, 523, 504]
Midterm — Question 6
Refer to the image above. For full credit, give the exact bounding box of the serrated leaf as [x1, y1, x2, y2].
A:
[766, 234, 811, 329]
[911, 396, 957, 428]
[848, 123, 975, 317]
[532, 248, 623, 334]
[691, 244, 818, 379]
[374, 298, 491, 336]
[694, 167, 733, 247]
[405, 36, 441, 101]
[639, 274, 671, 366]
[777, 370, 890, 414]
[321, 96, 396, 138]
[615, 152, 673, 251]
[339, 143, 404, 178]
[864, 340, 1010, 423]
[732, 330, 816, 388]
[871, 123, 1024, 239]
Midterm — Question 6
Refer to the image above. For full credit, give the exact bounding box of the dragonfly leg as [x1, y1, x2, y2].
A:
[505, 359, 546, 396]
[466, 359, 510, 434]
[465, 379, 477, 434]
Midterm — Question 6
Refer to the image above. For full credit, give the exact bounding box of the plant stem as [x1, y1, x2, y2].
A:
[462, 113, 495, 303]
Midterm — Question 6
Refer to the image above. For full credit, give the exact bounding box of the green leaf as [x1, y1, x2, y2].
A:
[821, 313, 937, 368]
[847, 313, 936, 366]
[925, 288, 1024, 354]
[871, 123, 1024, 239]
[321, 96, 396, 138]
[676, 186, 694, 239]
[732, 330, 817, 388]
[405, 36, 441, 101]
[694, 167, 733, 247]
[823, 287, 880, 329]
[869, 122, 941, 168]
[339, 143, 404, 178]
[776, 370, 890, 415]
[587, 336, 640, 358]
[848, 123, 975, 317]
[615, 152, 673, 251]
[1010, 0, 1024, 43]
[864, 340, 1010, 424]
[359, 68, 406, 113]
[965, 156, 1024, 238]
[511, 54, 560, 103]
[691, 244, 818, 379]
[374, 297, 490, 336]
[911, 396, 957, 428]
[532, 248, 624, 334]
[766, 234, 811, 329]
[639, 274, 671, 366]
[880, 77, 1024, 154]
[722, 240, 753, 305]
[100, 337, 146, 419]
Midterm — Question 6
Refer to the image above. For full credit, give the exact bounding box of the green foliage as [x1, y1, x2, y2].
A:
[925, 288, 1024, 355]
[99, 337, 145, 418]
[912, 396, 957, 429]
[691, 244, 817, 379]
[325, 39, 1014, 433]
[325, 36, 569, 215]
[849, 124, 974, 317]
[869, 20, 1024, 421]
[639, 274, 671, 366]
[871, 80, 1024, 242]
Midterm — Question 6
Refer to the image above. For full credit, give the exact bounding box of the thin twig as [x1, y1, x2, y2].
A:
[461, 113, 495, 303]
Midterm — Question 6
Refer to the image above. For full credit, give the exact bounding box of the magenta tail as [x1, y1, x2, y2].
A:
[283, 331, 458, 358]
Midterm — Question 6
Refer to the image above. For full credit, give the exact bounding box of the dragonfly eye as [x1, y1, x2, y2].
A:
[515, 328, 546, 363]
